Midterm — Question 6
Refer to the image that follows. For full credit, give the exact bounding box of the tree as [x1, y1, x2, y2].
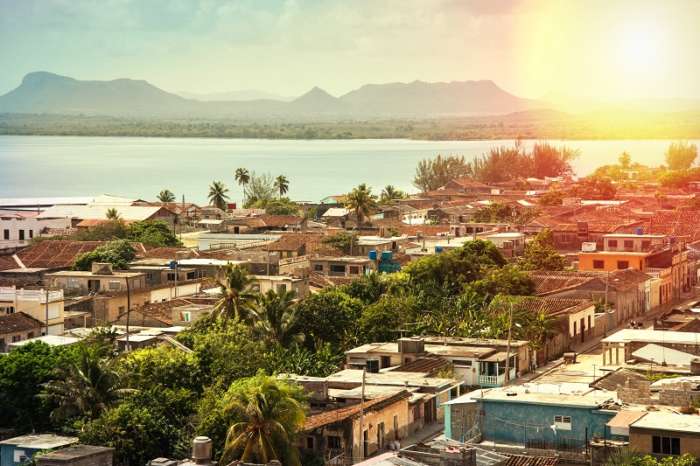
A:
[295, 289, 363, 351]
[243, 172, 277, 208]
[105, 208, 121, 220]
[212, 264, 258, 323]
[220, 374, 306, 466]
[472, 203, 516, 223]
[666, 141, 698, 170]
[263, 198, 300, 216]
[469, 265, 536, 300]
[359, 294, 420, 343]
[321, 231, 357, 255]
[380, 185, 407, 203]
[413, 154, 471, 192]
[274, 175, 290, 198]
[264, 343, 342, 378]
[605, 449, 694, 466]
[208, 181, 230, 210]
[345, 183, 377, 225]
[41, 344, 131, 422]
[235, 168, 251, 187]
[73, 239, 136, 270]
[569, 176, 617, 199]
[530, 142, 578, 178]
[519, 229, 566, 271]
[619, 151, 632, 169]
[127, 220, 181, 247]
[157, 189, 175, 203]
[250, 289, 303, 347]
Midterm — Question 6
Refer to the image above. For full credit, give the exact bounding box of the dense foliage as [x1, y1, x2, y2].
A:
[73, 239, 137, 270]
[73, 219, 181, 247]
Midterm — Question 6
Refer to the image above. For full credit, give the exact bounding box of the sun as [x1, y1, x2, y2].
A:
[616, 22, 664, 73]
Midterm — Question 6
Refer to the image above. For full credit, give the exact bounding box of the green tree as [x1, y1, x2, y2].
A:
[41, 344, 131, 422]
[261, 197, 300, 216]
[666, 141, 698, 170]
[359, 294, 420, 342]
[208, 181, 230, 210]
[264, 343, 342, 377]
[235, 168, 250, 187]
[127, 220, 181, 247]
[157, 189, 176, 203]
[380, 185, 407, 203]
[212, 264, 258, 323]
[243, 172, 277, 208]
[345, 183, 377, 225]
[73, 239, 136, 270]
[321, 231, 357, 255]
[274, 175, 290, 198]
[606, 449, 694, 466]
[220, 374, 306, 466]
[105, 208, 121, 220]
[73, 219, 128, 241]
[469, 265, 536, 300]
[413, 154, 472, 192]
[0, 342, 64, 432]
[296, 289, 363, 351]
[250, 289, 303, 347]
[519, 229, 566, 271]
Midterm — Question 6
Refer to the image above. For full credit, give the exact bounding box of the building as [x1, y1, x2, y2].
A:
[601, 329, 700, 366]
[0, 434, 78, 466]
[345, 336, 531, 387]
[310, 256, 376, 278]
[46, 263, 146, 295]
[0, 210, 71, 251]
[0, 286, 65, 335]
[35, 445, 113, 466]
[0, 312, 43, 352]
[629, 412, 700, 458]
[250, 275, 309, 298]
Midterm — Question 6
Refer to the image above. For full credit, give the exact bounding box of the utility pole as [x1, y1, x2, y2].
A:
[359, 368, 366, 460]
[125, 276, 131, 352]
[44, 288, 50, 336]
[504, 300, 513, 384]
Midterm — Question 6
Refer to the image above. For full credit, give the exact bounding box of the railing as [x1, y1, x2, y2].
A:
[478, 368, 516, 387]
[0, 286, 63, 303]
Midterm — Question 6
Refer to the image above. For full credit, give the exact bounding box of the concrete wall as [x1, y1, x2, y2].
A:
[630, 428, 700, 458]
[350, 397, 409, 460]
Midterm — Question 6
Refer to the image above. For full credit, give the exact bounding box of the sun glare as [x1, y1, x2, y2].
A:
[616, 22, 663, 73]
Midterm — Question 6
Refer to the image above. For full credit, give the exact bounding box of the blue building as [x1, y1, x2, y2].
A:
[0, 434, 78, 466]
[444, 384, 621, 451]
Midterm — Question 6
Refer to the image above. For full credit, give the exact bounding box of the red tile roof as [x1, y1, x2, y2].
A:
[504, 454, 559, 466]
[0, 312, 43, 335]
[0, 240, 106, 271]
[303, 391, 410, 431]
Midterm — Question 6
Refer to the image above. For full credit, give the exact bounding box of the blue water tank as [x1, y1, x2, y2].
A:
[635, 227, 644, 235]
[435, 245, 444, 253]
[368, 250, 378, 260]
[381, 250, 393, 262]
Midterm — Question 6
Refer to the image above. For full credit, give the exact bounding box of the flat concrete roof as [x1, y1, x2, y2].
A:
[603, 329, 700, 345]
[47, 270, 144, 278]
[0, 434, 78, 449]
[632, 412, 700, 434]
[9, 335, 81, 347]
[467, 382, 614, 408]
[327, 369, 457, 390]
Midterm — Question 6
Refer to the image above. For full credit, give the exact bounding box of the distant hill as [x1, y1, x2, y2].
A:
[177, 89, 292, 102]
[0, 71, 545, 118]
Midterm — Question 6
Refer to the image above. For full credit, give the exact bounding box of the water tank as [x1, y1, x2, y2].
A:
[368, 250, 378, 260]
[381, 250, 393, 262]
[192, 436, 212, 463]
[635, 227, 644, 235]
[435, 245, 444, 253]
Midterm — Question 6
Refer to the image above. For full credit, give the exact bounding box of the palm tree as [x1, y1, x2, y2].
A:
[208, 181, 230, 210]
[235, 168, 251, 187]
[40, 345, 132, 421]
[157, 189, 175, 203]
[345, 183, 377, 225]
[105, 208, 121, 220]
[250, 289, 302, 347]
[221, 374, 306, 466]
[380, 185, 406, 203]
[274, 175, 289, 198]
[213, 264, 258, 322]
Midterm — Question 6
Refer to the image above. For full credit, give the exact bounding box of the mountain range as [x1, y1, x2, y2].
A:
[0, 72, 543, 119]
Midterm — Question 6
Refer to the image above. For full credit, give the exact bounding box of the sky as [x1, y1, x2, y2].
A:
[2, 0, 700, 101]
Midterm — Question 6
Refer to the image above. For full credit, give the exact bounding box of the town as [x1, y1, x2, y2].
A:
[2, 142, 700, 466]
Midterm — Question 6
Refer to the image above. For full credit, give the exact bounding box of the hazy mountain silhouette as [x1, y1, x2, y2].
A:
[0, 71, 547, 118]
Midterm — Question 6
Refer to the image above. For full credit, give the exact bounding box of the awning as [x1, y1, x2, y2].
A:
[606, 410, 647, 436]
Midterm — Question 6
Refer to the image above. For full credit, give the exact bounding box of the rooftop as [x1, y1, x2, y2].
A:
[326, 369, 457, 390]
[9, 335, 81, 347]
[0, 312, 43, 334]
[602, 329, 700, 345]
[631, 412, 700, 434]
[0, 433, 78, 449]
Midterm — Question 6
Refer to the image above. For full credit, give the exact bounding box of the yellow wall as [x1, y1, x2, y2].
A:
[351, 398, 409, 460]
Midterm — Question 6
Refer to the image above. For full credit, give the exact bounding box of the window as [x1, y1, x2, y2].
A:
[306, 436, 314, 450]
[349, 266, 360, 275]
[276, 283, 287, 293]
[593, 260, 605, 270]
[366, 360, 379, 373]
[608, 239, 618, 248]
[327, 435, 341, 449]
[167, 272, 176, 281]
[642, 240, 651, 250]
[118, 306, 125, 314]
[0, 338, 5, 352]
[453, 360, 473, 367]
[330, 264, 346, 274]
[27, 332, 34, 339]
[12, 335, 21, 342]
[617, 260, 630, 269]
[554, 415, 572, 430]
[314, 264, 324, 271]
[380, 356, 391, 368]
[29, 230, 33, 239]
[653, 436, 680, 455]
[2, 229, 8, 240]
[18, 230, 25, 241]
[108, 280, 122, 291]
[624, 240, 634, 250]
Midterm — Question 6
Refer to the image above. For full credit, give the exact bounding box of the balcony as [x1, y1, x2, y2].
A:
[478, 368, 516, 387]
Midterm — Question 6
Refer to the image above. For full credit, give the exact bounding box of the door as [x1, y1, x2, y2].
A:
[88, 279, 100, 292]
[363, 430, 369, 458]
[580, 317, 585, 343]
[377, 422, 385, 450]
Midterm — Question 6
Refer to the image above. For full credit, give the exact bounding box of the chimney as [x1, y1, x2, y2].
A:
[91, 262, 114, 275]
[192, 436, 213, 465]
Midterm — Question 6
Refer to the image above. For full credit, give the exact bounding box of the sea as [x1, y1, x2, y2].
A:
[1, 136, 697, 204]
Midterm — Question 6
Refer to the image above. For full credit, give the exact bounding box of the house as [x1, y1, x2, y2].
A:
[629, 412, 700, 458]
[0, 434, 78, 466]
[46, 263, 147, 295]
[0, 286, 65, 335]
[0, 312, 43, 352]
[37, 204, 177, 228]
[0, 210, 71, 251]
[601, 329, 700, 366]
[481, 232, 526, 257]
[310, 256, 376, 278]
[442, 178, 493, 195]
[321, 207, 350, 228]
[355, 235, 411, 256]
[444, 383, 618, 453]
[228, 215, 306, 234]
[250, 275, 309, 298]
[345, 336, 531, 387]
[300, 390, 411, 463]
[34, 444, 113, 466]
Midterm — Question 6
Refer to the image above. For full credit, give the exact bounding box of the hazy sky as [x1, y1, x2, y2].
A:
[2, 0, 700, 100]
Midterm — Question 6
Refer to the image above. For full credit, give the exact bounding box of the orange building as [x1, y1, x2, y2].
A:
[578, 251, 651, 272]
